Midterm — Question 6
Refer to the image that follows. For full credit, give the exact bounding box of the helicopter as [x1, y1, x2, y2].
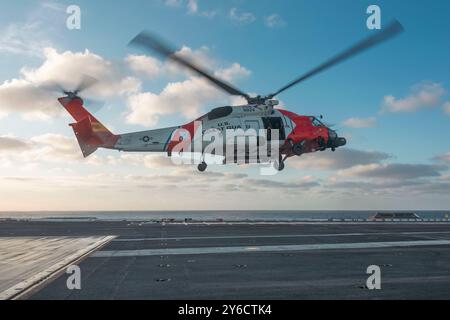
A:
[55, 20, 403, 172]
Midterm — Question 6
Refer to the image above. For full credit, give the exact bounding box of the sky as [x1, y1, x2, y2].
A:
[0, 0, 450, 211]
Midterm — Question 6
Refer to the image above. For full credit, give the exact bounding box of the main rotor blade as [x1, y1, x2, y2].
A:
[129, 31, 250, 99]
[269, 20, 404, 98]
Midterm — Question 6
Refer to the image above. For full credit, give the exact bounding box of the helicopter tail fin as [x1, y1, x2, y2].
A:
[58, 97, 118, 158]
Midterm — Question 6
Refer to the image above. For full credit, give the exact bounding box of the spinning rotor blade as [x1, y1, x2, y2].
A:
[269, 20, 404, 98]
[75, 74, 99, 94]
[84, 98, 106, 113]
[129, 31, 250, 99]
[38, 75, 105, 111]
[38, 81, 67, 94]
[39, 75, 99, 96]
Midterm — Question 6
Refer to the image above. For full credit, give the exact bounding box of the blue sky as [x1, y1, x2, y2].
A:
[0, 0, 449, 211]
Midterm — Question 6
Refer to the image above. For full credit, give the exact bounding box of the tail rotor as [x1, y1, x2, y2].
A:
[39, 75, 105, 112]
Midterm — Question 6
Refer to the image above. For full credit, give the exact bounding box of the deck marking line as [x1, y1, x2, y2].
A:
[113, 231, 450, 242]
[94, 239, 450, 258]
[0, 236, 116, 300]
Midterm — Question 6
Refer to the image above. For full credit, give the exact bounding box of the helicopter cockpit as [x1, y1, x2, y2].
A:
[207, 106, 233, 121]
[310, 117, 326, 127]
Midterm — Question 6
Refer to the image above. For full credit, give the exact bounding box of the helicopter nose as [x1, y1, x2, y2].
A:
[335, 137, 347, 147]
[328, 129, 346, 148]
[328, 129, 337, 140]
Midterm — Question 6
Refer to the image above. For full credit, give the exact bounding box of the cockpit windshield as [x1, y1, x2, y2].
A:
[208, 106, 233, 121]
[310, 117, 325, 127]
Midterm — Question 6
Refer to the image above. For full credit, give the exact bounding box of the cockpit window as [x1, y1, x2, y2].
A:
[310, 117, 324, 127]
[208, 106, 233, 121]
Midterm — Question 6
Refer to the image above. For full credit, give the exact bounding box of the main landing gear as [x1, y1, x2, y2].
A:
[273, 154, 285, 172]
[198, 161, 207, 172]
[197, 157, 286, 172]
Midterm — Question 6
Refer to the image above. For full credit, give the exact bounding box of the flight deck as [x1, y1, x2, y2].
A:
[1, 219, 450, 300]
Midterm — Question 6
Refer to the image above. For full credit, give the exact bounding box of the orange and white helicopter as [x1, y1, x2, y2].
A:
[54, 21, 403, 172]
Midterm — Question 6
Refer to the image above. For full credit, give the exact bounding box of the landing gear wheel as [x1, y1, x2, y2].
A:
[273, 154, 285, 172]
[276, 160, 285, 171]
[292, 143, 303, 156]
[198, 162, 207, 172]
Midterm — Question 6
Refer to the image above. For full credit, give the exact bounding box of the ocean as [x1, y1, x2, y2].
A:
[0, 210, 448, 221]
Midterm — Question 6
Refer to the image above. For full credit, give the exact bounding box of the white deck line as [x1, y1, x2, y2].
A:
[93, 239, 450, 258]
[113, 231, 450, 242]
[0, 236, 116, 300]
[168, 221, 450, 225]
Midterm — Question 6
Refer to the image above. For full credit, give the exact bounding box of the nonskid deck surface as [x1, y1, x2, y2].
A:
[0, 236, 115, 299]
[0, 220, 449, 299]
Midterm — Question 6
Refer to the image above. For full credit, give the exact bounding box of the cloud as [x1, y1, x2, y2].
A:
[165, 0, 183, 7]
[126, 77, 225, 126]
[0, 2, 67, 58]
[1, 39, 250, 127]
[40, 2, 66, 12]
[165, 0, 216, 18]
[126, 55, 162, 79]
[125, 170, 319, 194]
[187, 0, 199, 14]
[320, 156, 450, 198]
[0, 133, 87, 171]
[0, 48, 141, 120]
[382, 82, 446, 113]
[289, 148, 391, 170]
[264, 14, 286, 28]
[126, 46, 220, 81]
[215, 63, 251, 83]
[325, 178, 426, 194]
[22, 48, 141, 98]
[29, 134, 82, 161]
[0, 136, 31, 152]
[125, 47, 251, 126]
[111, 154, 176, 169]
[229, 8, 256, 24]
[326, 174, 450, 197]
[246, 176, 319, 190]
[0, 79, 62, 120]
[0, 22, 52, 58]
[2, 134, 450, 209]
[415, 181, 450, 195]
[173, 46, 218, 73]
[444, 102, 450, 116]
[335, 163, 443, 180]
[342, 117, 376, 128]
[433, 152, 450, 164]
[187, 0, 216, 17]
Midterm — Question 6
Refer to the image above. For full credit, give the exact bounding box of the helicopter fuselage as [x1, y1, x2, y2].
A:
[113, 102, 347, 161]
